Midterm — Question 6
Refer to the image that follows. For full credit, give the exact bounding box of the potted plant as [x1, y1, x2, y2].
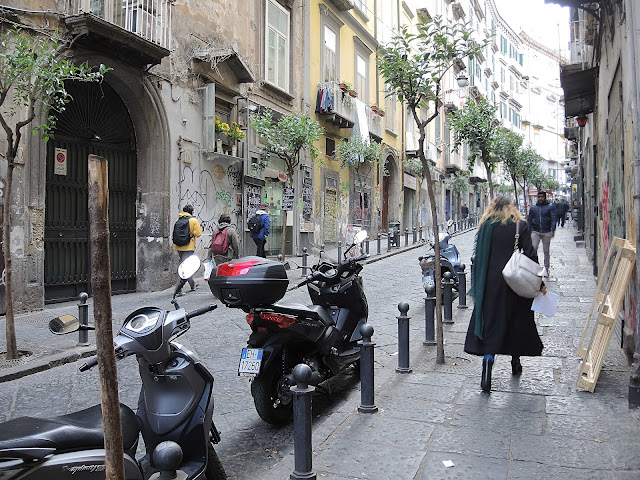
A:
[227, 121, 246, 156]
[215, 116, 229, 152]
[348, 89, 357, 98]
[370, 105, 379, 113]
[339, 81, 352, 92]
[377, 109, 385, 117]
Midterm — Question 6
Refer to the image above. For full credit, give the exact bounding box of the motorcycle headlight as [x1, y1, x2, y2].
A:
[419, 258, 434, 269]
[125, 311, 160, 333]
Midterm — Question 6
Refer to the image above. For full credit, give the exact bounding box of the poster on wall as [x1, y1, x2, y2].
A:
[282, 187, 294, 211]
[247, 184, 262, 218]
[345, 225, 362, 258]
[54, 148, 67, 176]
[302, 176, 313, 219]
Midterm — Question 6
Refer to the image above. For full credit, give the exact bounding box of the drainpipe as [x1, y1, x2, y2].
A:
[625, 0, 640, 407]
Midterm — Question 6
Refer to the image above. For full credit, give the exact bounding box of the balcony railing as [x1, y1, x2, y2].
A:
[67, 0, 172, 49]
[367, 106, 383, 140]
[317, 82, 355, 128]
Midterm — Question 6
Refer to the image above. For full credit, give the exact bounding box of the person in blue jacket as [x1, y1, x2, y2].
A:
[527, 191, 556, 276]
[250, 203, 270, 258]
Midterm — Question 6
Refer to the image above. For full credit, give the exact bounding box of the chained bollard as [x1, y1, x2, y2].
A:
[424, 285, 436, 346]
[413, 227, 417, 244]
[404, 228, 409, 247]
[290, 364, 316, 480]
[78, 292, 90, 346]
[337, 241, 342, 261]
[396, 302, 412, 373]
[443, 272, 454, 324]
[377, 233, 381, 255]
[358, 323, 378, 413]
[301, 247, 308, 277]
[457, 267, 468, 309]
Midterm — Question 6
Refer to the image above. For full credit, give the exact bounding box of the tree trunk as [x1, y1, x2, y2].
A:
[512, 177, 518, 202]
[3, 158, 17, 359]
[483, 157, 494, 200]
[88, 155, 125, 480]
[280, 209, 287, 261]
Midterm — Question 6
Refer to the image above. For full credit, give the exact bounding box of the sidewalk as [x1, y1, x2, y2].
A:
[262, 225, 640, 479]
[0, 225, 465, 383]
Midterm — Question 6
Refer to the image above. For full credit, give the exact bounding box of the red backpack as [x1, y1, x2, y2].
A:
[211, 226, 230, 255]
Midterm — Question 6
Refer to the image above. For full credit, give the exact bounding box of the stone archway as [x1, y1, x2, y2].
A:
[381, 152, 401, 232]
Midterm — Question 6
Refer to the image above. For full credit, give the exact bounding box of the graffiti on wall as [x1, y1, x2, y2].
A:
[601, 179, 610, 255]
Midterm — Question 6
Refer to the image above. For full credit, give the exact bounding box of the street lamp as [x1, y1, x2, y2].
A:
[456, 72, 469, 88]
[576, 114, 588, 128]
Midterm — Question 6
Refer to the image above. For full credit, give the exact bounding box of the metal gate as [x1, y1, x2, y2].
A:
[44, 81, 137, 302]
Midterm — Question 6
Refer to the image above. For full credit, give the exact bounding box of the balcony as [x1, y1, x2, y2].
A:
[367, 107, 383, 140]
[64, 0, 171, 67]
[316, 82, 355, 128]
[452, 2, 466, 20]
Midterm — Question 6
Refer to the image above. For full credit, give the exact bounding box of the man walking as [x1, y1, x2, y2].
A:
[556, 197, 569, 227]
[461, 203, 469, 227]
[527, 191, 556, 276]
[172, 204, 202, 297]
[249, 203, 270, 258]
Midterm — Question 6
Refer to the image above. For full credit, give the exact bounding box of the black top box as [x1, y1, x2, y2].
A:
[208, 256, 288, 307]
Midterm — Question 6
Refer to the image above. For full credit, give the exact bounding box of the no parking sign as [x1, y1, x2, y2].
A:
[54, 148, 67, 176]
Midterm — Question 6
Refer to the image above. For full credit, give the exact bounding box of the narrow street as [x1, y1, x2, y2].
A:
[1, 226, 639, 479]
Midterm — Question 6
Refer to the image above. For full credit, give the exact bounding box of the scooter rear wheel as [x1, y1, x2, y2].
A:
[206, 442, 227, 479]
[251, 361, 293, 426]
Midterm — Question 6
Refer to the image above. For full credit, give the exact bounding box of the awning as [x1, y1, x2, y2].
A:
[560, 64, 597, 117]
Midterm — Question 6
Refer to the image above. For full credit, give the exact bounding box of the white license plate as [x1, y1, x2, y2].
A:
[238, 348, 263, 377]
[423, 275, 435, 287]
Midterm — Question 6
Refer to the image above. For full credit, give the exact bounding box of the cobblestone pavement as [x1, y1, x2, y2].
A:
[1, 225, 639, 479]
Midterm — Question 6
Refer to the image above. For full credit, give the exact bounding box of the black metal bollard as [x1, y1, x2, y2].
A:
[365, 237, 370, 255]
[405, 228, 409, 247]
[377, 233, 381, 255]
[320, 244, 325, 256]
[337, 241, 342, 261]
[301, 247, 308, 277]
[358, 323, 378, 413]
[396, 302, 412, 373]
[457, 267, 468, 309]
[443, 272, 454, 324]
[78, 292, 89, 346]
[290, 364, 317, 480]
[387, 230, 392, 250]
[470, 255, 475, 282]
[413, 227, 417, 244]
[424, 285, 436, 346]
[419, 226, 423, 242]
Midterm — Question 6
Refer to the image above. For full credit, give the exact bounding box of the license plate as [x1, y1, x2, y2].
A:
[423, 275, 435, 287]
[238, 348, 263, 377]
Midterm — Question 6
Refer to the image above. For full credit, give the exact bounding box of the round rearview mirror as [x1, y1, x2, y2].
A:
[178, 254, 201, 279]
[447, 219, 453, 227]
[49, 315, 80, 335]
[354, 230, 368, 244]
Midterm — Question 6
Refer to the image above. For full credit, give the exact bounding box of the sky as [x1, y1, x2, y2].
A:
[493, 0, 571, 57]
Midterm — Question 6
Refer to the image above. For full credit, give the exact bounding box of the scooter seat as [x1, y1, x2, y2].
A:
[271, 303, 335, 327]
[0, 404, 140, 452]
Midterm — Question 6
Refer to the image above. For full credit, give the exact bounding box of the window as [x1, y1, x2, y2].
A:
[325, 136, 336, 158]
[266, 0, 290, 91]
[519, 53, 524, 66]
[500, 35, 507, 54]
[500, 67, 505, 85]
[323, 25, 337, 82]
[500, 101, 507, 119]
[385, 89, 396, 132]
[203, 83, 215, 150]
[356, 53, 367, 101]
[491, 91, 496, 104]
[509, 75, 514, 93]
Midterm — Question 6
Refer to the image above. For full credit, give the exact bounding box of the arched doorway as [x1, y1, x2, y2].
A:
[44, 81, 137, 302]
[382, 153, 399, 230]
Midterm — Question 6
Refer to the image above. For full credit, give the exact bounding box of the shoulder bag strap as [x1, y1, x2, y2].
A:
[513, 221, 520, 251]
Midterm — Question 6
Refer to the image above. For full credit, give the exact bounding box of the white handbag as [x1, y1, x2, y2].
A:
[203, 259, 214, 281]
[502, 222, 547, 298]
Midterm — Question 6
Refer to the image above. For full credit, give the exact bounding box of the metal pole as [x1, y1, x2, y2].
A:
[387, 230, 392, 250]
[365, 238, 370, 255]
[358, 323, 378, 413]
[290, 364, 316, 480]
[443, 272, 453, 324]
[301, 247, 308, 277]
[457, 268, 468, 309]
[395, 302, 412, 373]
[424, 286, 436, 345]
[419, 226, 423, 242]
[337, 241, 342, 261]
[78, 292, 89, 346]
[413, 227, 417, 244]
[404, 228, 409, 247]
[377, 233, 381, 255]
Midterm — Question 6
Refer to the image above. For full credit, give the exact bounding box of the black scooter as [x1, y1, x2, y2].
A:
[209, 231, 369, 425]
[419, 222, 465, 295]
[0, 255, 226, 480]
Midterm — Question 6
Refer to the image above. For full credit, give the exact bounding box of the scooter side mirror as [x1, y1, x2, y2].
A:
[49, 315, 80, 335]
[178, 254, 201, 279]
[354, 230, 368, 244]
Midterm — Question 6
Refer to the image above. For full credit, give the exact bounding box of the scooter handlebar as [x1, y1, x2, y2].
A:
[79, 356, 98, 372]
[186, 304, 217, 320]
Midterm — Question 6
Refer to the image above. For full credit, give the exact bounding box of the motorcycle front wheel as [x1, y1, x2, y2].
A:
[206, 442, 227, 479]
[251, 360, 293, 426]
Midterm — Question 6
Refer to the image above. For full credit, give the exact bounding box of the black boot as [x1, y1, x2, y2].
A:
[511, 356, 522, 376]
[481, 356, 494, 392]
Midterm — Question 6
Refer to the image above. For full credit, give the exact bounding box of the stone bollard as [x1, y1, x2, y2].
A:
[301, 247, 308, 277]
[337, 241, 342, 261]
[443, 272, 454, 324]
[405, 228, 409, 247]
[396, 302, 412, 373]
[290, 364, 317, 480]
[457, 267, 468, 309]
[424, 285, 436, 346]
[77, 292, 90, 346]
[358, 323, 378, 413]
[377, 233, 381, 255]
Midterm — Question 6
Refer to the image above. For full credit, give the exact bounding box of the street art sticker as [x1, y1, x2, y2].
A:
[150, 212, 160, 236]
[302, 175, 313, 219]
[246, 184, 262, 218]
[227, 162, 243, 190]
[324, 188, 337, 242]
[282, 187, 294, 211]
[602, 180, 610, 254]
[217, 190, 232, 207]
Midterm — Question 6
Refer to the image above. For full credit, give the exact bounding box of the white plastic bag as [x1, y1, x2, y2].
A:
[203, 259, 214, 281]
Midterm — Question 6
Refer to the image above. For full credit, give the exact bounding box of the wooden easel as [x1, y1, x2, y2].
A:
[577, 237, 636, 392]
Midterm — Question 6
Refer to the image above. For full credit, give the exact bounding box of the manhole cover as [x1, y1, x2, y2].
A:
[0, 350, 34, 367]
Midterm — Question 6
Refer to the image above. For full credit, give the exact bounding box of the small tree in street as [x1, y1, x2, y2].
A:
[251, 109, 322, 260]
[448, 96, 501, 200]
[378, 15, 482, 364]
[404, 157, 425, 228]
[336, 134, 382, 227]
[519, 146, 544, 211]
[0, 29, 108, 359]
[494, 128, 524, 200]
[445, 171, 470, 221]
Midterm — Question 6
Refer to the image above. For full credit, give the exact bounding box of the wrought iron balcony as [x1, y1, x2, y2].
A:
[316, 82, 355, 128]
[367, 106, 383, 140]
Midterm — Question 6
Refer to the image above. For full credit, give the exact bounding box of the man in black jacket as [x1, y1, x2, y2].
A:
[556, 197, 570, 227]
[527, 191, 556, 276]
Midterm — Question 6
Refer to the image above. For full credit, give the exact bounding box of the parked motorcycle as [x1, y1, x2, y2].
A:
[0, 255, 226, 480]
[419, 221, 465, 296]
[209, 231, 370, 425]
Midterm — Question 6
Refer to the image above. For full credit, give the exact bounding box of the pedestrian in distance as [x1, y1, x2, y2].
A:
[208, 213, 240, 265]
[464, 196, 546, 392]
[172, 204, 202, 298]
[556, 197, 570, 227]
[461, 202, 469, 227]
[527, 191, 556, 277]
[249, 203, 270, 258]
